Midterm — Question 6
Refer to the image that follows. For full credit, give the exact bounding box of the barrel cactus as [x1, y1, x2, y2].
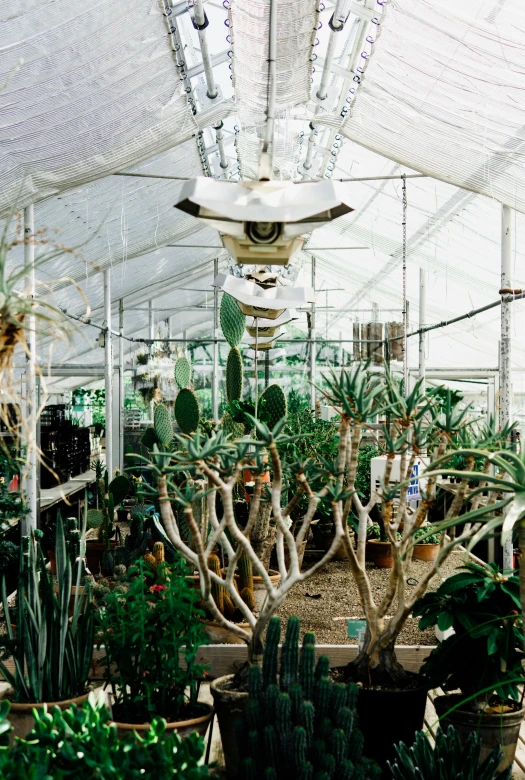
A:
[87, 509, 104, 530]
[175, 388, 200, 434]
[174, 356, 192, 389]
[226, 347, 244, 403]
[236, 617, 380, 780]
[221, 292, 246, 348]
[259, 384, 287, 429]
[154, 403, 174, 448]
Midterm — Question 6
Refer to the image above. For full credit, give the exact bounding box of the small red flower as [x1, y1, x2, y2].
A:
[149, 584, 168, 594]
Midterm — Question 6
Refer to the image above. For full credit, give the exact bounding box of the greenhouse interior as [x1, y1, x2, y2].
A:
[2, 0, 525, 777]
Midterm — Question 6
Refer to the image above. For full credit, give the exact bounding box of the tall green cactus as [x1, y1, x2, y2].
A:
[236, 617, 379, 780]
[221, 293, 246, 348]
[226, 347, 243, 403]
[175, 388, 200, 434]
[259, 384, 287, 429]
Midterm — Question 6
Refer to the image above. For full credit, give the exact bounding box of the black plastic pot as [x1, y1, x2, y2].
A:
[356, 678, 428, 769]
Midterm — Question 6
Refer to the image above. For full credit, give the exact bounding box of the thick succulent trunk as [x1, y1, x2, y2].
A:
[344, 636, 413, 688]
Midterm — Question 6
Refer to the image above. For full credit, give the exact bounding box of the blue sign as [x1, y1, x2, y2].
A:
[407, 462, 421, 501]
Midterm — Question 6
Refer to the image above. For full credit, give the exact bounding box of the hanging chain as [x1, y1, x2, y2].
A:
[402, 175, 408, 394]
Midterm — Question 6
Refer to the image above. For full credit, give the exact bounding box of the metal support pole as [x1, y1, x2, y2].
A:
[23, 205, 37, 535]
[119, 299, 124, 472]
[148, 300, 155, 354]
[104, 270, 113, 477]
[501, 204, 514, 569]
[418, 268, 426, 387]
[310, 256, 317, 412]
[212, 258, 219, 421]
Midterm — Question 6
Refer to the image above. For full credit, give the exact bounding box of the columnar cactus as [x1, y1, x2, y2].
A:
[236, 618, 380, 780]
[206, 552, 255, 622]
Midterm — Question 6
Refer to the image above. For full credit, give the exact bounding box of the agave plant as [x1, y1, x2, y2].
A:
[0, 498, 94, 703]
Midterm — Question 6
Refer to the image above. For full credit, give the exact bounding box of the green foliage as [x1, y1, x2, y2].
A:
[154, 403, 174, 448]
[0, 695, 210, 779]
[221, 293, 246, 348]
[0, 515, 94, 703]
[227, 347, 244, 403]
[413, 562, 525, 709]
[259, 384, 287, 429]
[141, 426, 160, 450]
[174, 356, 192, 389]
[175, 388, 201, 434]
[108, 474, 130, 507]
[414, 527, 441, 545]
[96, 559, 208, 723]
[237, 617, 380, 780]
[86, 508, 104, 529]
[389, 725, 510, 780]
[222, 411, 246, 440]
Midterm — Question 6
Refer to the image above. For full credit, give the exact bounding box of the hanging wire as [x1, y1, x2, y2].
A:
[402, 174, 408, 393]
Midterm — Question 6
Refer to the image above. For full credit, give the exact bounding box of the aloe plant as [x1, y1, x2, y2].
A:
[0, 495, 94, 703]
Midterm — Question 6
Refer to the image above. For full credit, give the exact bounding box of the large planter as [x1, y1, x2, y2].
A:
[356, 677, 427, 768]
[253, 570, 281, 612]
[2, 691, 90, 740]
[434, 693, 525, 772]
[413, 542, 440, 562]
[112, 702, 213, 741]
[365, 539, 393, 568]
[203, 620, 250, 645]
[284, 539, 307, 571]
[321, 530, 348, 561]
[210, 674, 248, 777]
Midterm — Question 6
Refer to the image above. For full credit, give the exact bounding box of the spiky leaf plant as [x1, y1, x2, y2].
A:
[259, 384, 287, 429]
[221, 293, 246, 348]
[154, 404, 174, 448]
[174, 356, 192, 389]
[175, 389, 200, 434]
[227, 347, 244, 403]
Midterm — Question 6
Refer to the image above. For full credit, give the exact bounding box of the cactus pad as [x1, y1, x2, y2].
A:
[86, 509, 104, 529]
[259, 383, 287, 429]
[109, 474, 130, 507]
[174, 356, 192, 389]
[175, 388, 200, 434]
[154, 403, 174, 447]
[221, 293, 246, 348]
[141, 427, 159, 451]
[222, 412, 245, 440]
[226, 347, 243, 403]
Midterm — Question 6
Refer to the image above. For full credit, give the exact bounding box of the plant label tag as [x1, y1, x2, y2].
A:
[347, 619, 366, 639]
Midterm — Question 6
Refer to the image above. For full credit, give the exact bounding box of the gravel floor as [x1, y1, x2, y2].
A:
[277, 549, 468, 645]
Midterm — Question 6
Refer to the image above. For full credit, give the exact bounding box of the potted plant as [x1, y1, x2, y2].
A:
[412, 526, 441, 561]
[412, 561, 525, 772]
[85, 464, 130, 576]
[96, 558, 213, 738]
[0, 695, 211, 778]
[0, 515, 94, 738]
[364, 522, 399, 567]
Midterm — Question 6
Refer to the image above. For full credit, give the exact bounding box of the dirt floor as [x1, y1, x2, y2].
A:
[277, 549, 468, 645]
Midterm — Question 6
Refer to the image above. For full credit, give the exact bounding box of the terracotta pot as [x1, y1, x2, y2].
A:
[413, 542, 440, 561]
[210, 674, 248, 777]
[434, 693, 525, 772]
[85, 541, 116, 575]
[2, 691, 90, 740]
[112, 702, 213, 741]
[284, 539, 307, 570]
[253, 570, 281, 612]
[321, 531, 348, 561]
[202, 620, 251, 645]
[365, 539, 393, 568]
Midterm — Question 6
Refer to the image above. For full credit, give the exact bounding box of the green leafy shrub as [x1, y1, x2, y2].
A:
[0, 696, 210, 779]
[413, 562, 525, 710]
[389, 725, 510, 780]
[96, 560, 208, 724]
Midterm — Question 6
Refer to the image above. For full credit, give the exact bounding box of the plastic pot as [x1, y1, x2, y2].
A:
[112, 702, 213, 741]
[356, 677, 428, 768]
[365, 539, 393, 568]
[413, 542, 440, 561]
[434, 693, 525, 772]
[210, 674, 248, 777]
[2, 691, 90, 740]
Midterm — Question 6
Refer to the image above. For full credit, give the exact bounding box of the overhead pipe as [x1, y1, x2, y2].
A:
[259, 0, 278, 179]
[500, 204, 514, 569]
[191, 0, 218, 99]
[103, 270, 113, 478]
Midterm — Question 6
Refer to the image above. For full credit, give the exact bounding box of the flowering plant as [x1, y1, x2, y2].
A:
[96, 559, 208, 724]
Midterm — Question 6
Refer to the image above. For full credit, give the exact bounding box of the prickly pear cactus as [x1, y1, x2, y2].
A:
[141, 426, 159, 451]
[221, 293, 246, 348]
[87, 509, 104, 529]
[174, 356, 192, 389]
[109, 474, 130, 507]
[259, 383, 287, 429]
[175, 388, 200, 434]
[236, 617, 380, 780]
[154, 403, 174, 448]
[222, 412, 245, 440]
[226, 347, 243, 403]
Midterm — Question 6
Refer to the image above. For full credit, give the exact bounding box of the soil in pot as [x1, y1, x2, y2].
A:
[210, 674, 248, 777]
[352, 674, 427, 769]
[413, 542, 440, 562]
[2, 691, 90, 740]
[365, 539, 393, 568]
[111, 700, 213, 741]
[434, 694, 525, 772]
